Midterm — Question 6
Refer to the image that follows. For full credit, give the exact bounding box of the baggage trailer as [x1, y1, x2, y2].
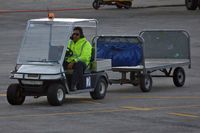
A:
[92, 0, 133, 10]
[96, 30, 191, 92]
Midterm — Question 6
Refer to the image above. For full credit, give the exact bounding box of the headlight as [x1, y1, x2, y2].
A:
[14, 74, 23, 79]
[21, 80, 43, 85]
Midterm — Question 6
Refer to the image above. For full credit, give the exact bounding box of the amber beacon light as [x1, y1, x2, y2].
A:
[48, 13, 55, 19]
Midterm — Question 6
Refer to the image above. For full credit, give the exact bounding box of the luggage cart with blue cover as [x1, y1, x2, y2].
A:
[96, 30, 191, 92]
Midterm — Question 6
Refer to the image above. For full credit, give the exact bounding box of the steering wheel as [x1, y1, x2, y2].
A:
[65, 48, 73, 57]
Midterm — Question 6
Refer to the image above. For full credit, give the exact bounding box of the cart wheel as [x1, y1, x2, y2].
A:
[90, 77, 108, 100]
[7, 84, 25, 105]
[130, 72, 140, 86]
[47, 83, 65, 106]
[116, 4, 123, 9]
[185, 0, 198, 10]
[93, 0, 100, 10]
[124, 2, 132, 9]
[198, 0, 200, 9]
[140, 74, 152, 92]
[173, 67, 185, 87]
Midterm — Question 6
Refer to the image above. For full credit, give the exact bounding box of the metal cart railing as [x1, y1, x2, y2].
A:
[96, 30, 191, 92]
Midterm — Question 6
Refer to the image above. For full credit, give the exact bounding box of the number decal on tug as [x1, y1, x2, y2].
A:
[86, 76, 91, 88]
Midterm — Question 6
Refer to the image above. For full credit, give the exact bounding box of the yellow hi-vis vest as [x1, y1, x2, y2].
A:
[66, 38, 92, 66]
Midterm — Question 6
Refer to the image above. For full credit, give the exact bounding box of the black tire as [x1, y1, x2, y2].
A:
[140, 74, 152, 92]
[90, 77, 108, 100]
[185, 0, 198, 10]
[93, 0, 100, 10]
[198, 0, 200, 9]
[7, 84, 25, 105]
[47, 84, 66, 106]
[130, 72, 140, 86]
[124, 2, 132, 9]
[116, 4, 123, 9]
[173, 67, 186, 87]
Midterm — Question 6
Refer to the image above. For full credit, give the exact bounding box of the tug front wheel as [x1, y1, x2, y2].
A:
[7, 84, 25, 105]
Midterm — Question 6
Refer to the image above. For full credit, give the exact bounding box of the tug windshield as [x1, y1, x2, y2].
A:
[18, 22, 71, 64]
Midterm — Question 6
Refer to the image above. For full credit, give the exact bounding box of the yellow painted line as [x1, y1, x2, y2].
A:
[66, 95, 90, 99]
[152, 105, 200, 110]
[0, 108, 132, 119]
[121, 96, 200, 99]
[0, 93, 6, 97]
[169, 112, 199, 118]
[0, 104, 199, 119]
[122, 106, 154, 111]
[81, 100, 102, 104]
[66, 97, 103, 104]
[121, 104, 200, 111]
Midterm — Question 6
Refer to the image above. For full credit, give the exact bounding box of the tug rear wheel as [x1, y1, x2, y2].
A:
[47, 83, 66, 106]
[90, 77, 108, 100]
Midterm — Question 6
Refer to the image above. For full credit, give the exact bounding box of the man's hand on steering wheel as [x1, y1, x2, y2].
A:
[65, 48, 73, 57]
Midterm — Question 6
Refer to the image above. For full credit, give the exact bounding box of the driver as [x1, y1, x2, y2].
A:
[64, 27, 92, 91]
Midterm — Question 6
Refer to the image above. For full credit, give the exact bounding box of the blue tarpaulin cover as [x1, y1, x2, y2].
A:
[97, 38, 142, 67]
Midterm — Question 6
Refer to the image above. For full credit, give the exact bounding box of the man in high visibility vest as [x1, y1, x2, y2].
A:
[64, 27, 92, 91]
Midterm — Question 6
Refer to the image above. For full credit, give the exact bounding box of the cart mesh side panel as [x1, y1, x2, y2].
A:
[140, 31, 190, 60]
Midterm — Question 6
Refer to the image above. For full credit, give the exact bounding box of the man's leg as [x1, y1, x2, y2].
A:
[71, 61, 86, 91]
[63, 61, 69, 70]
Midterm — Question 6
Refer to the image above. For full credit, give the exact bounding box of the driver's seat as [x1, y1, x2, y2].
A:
[84, 47, 95, 74]
[84, 37, 97, 73]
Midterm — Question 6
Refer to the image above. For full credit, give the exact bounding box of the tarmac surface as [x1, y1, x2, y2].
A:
[0, 0, 200, 133]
